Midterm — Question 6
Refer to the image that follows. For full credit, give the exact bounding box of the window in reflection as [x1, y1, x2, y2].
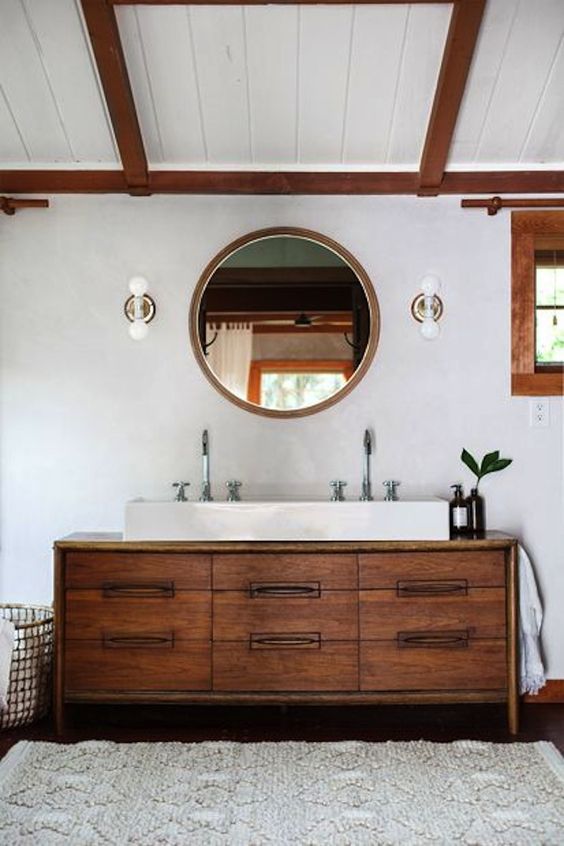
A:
[247, 360, 352, 410]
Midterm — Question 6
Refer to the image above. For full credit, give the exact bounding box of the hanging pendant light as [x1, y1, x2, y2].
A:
[294, 312, 313, 327]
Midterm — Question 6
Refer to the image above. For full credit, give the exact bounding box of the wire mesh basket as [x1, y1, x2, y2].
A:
[0, 604, 54, 730]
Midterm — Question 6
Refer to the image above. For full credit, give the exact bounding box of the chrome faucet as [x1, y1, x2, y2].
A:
[383, 480, 400, 501]
[172, 481, 190, 502]
[359, 429, 373, 501]
[226, 480, 242, 501]
[200, 429, 213, 501]
[330, 480, 347, 501]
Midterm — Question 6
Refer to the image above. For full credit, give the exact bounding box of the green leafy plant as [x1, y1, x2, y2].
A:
[461, 449, 513, 491]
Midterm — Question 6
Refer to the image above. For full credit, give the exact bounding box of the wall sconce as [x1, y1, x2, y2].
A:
[411, 274, 443, 340]
[124, 276, 156, 340]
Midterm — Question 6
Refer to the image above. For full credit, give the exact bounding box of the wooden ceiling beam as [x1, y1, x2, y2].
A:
[2, 169, 563, 195]
[418, 0, 486, 195]
[440, 170, 564, 194]
[148, 171, 421, 194]
[80, 0, 148, 194]
[0, 171, 128, 194]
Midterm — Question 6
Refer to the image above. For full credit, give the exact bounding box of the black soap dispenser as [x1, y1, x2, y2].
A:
[466, 487, 485, 535]
[449, 484, 469, 537]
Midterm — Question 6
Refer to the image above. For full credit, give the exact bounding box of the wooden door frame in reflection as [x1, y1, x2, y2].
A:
[189, 227, 380, 418]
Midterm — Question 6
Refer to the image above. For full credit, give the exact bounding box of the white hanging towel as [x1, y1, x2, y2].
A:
[0, 618, 15, 710]
[518, 544, 546, 695]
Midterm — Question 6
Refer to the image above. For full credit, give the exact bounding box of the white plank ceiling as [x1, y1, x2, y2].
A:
[118, 3, 451, 168]
[0, 0, 563, 171]
[0, 0, 118, 166]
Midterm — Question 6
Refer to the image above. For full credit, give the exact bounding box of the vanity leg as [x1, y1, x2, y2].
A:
[506, 543, 519, 735]
[53, 547, 66, 736]
[54, 699, 66, 736]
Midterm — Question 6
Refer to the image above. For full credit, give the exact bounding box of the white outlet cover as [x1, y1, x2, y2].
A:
[529, 399, 550, 428]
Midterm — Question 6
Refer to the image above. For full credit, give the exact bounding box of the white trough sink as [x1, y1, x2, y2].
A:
[124, 498, 449, 542]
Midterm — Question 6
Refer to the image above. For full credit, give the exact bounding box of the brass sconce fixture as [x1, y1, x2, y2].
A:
[124, 276, 156, 340]
[411, 274, 444, 340]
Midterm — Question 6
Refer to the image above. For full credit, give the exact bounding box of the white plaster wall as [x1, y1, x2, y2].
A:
[1, 195, 563, 675]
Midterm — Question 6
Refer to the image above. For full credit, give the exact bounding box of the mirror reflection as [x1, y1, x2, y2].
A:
[193, 231, 377, 416]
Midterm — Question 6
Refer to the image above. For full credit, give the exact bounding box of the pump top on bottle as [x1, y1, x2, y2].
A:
[449, 484, 469, 536]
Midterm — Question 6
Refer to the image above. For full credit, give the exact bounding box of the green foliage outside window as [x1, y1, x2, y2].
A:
[261, 372, 346, 410]
[535, 265, 564, 364]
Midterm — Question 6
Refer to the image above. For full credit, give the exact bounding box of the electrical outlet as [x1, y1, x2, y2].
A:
[529, 399, 550, 428]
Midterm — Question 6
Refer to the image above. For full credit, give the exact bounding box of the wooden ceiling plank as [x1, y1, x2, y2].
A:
[418, 0, 486, 194]
[2, 169, 564, 195]
[80, 0, 148, 193]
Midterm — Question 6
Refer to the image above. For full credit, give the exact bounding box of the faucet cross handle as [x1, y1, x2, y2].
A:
[172, 481, 190, 502]
[383, 480, 400, 501]
[226, 480, 242, 502]
[330, 480, 347, 502]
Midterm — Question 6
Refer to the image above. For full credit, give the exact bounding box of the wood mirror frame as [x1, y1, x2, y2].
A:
[189, 227, 380, 418]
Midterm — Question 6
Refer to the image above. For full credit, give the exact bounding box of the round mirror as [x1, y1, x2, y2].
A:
[190, 227, 379, 418]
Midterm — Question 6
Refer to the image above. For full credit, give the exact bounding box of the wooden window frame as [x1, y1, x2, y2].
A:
[248, 360, 354, 405]
[511, 212, 564, 395]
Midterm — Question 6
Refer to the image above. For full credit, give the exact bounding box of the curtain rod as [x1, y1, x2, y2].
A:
[1, 196, 49, 216]
[461, 196, 564, 216]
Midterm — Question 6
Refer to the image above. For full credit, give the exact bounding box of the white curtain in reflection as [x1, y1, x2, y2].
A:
[206, 322, 253, 400]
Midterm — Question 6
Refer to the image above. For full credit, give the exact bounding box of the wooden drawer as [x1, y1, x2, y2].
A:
[360, 588, 506, 640]
[65, 552, 211, 590]
[213, 641, 358, 691]
[213, 590, 357, 641]
[65, 590, 211, 640]
[213, 554, 357, 590]
[359, 551, 505, 589]
[65, 640, 211, 692]
[360, 639, 506, 691]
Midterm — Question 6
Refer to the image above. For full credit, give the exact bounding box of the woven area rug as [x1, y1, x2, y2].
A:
[0, 740, 563, 845]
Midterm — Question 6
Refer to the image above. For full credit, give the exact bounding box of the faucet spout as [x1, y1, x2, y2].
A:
[360, 429, 373, 501]
[200, 429, 213, 501]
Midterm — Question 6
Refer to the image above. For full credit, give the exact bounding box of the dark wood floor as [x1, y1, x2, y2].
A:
[2, 703, 564, 759]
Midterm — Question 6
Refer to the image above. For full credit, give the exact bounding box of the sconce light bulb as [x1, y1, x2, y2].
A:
[420, 274, 440, 297]
[128, 276, 148, 297]
[129, 319, 149, 341]
[420, 316, 440, 340]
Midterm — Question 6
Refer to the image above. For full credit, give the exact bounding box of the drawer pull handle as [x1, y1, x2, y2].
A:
[397, 580, 468, 597]
[103, 634, 174, 649]
[250, 583, 320, 599]
[250, 633, 321, 648]
[102, 582, 175, 599]
[398, 629, 469, 649]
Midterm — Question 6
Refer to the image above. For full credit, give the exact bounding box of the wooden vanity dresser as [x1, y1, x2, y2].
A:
[54, 533, 519, 733]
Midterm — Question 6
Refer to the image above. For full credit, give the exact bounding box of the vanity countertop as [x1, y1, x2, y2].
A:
[54, 531, 517, 552]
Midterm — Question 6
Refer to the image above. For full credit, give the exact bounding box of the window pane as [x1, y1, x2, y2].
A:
[536, 308, 564, 364]
[535, 266, 564, 306]
[261, 372, 347, 410]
